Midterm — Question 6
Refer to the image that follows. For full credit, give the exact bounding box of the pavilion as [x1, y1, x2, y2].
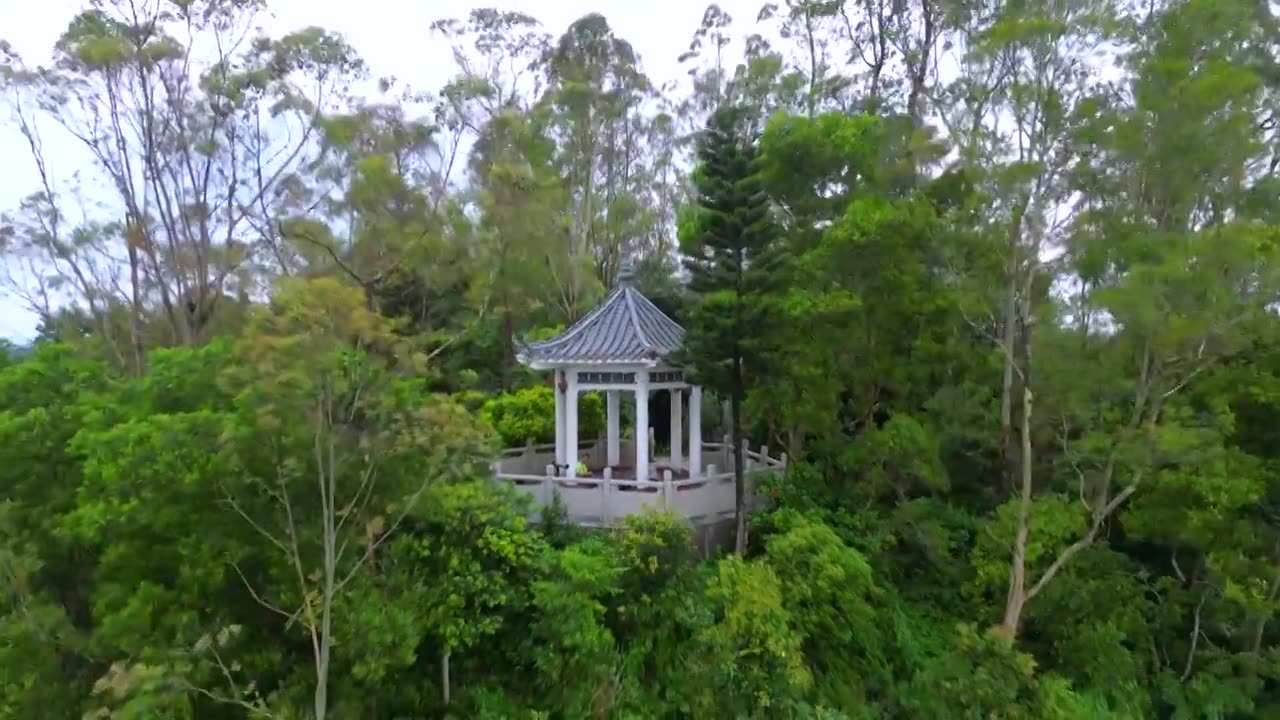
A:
[517, 264, 699, 483]
[494, 264, 786, 526]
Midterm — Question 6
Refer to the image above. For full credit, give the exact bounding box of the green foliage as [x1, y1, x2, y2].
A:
[5, 0, 1280, 716]
[678, 105, 784, 397]
[0, 503, 84, 720]
[764, 510, 890, 709]
[902, 624, 1090, 720]
[692, 555, 811, 715]
[970, 494, 1086, 601]
[679, 104, 785, 552]
[525, 541, 623, 716]
[842, 414, 948, 504]
[479, 384, 604, 447]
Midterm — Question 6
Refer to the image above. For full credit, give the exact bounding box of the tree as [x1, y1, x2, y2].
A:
[940, 0, 1115, 637]
[219, 277, 490, 718]
[375, 480, 544, 710]
[540, 13, 656, 300]
[757, 0, 849, 118]
[9, 1, 1280, 716]
[944, 0, 1280, 639]
[0, 0, 366, 358]
[692, 556, 812, 715]
[750, 110, 976, 462]
[466, 108, 574, 386]
[679, 105, 782, 555]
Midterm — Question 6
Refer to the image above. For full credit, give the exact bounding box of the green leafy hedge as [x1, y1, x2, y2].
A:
[480, 385, 604, 447]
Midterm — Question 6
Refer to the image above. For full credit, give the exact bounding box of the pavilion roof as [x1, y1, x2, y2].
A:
[516, 275, 684, 367]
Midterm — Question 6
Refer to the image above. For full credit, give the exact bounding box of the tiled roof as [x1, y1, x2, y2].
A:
[517, 280, 684, 366]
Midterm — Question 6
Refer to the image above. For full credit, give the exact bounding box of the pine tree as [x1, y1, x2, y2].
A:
[678, 106, 782, 555]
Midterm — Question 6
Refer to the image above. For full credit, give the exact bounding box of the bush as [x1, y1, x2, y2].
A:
[453, 390, 490, 414]
[899, 624, 1098, 719]
[480, 385, 604, 447]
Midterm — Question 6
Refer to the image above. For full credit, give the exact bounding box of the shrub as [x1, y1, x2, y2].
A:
[480, 385, 604, 447]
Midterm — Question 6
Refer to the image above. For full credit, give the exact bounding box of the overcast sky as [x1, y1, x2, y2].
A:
[0, 0, 769, 341]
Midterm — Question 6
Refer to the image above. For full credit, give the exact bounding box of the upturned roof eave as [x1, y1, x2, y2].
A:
[519, 355, 667, 371]
[513, 282, 684, 369]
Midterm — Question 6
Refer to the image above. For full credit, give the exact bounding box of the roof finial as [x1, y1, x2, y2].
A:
[618, 259, 636, 286]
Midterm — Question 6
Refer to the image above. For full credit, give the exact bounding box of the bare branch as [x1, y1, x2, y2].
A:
[425, 279, 494, 362]
[1025, 474, 1143, 604]
[217, 491, 291, 557]
[1061, 411, 1093, 514]
[179, 682, 276, 719]
[333, 449, 468, 595]
[1181, 588, 1208, 681]
[229, 562, 294, 623]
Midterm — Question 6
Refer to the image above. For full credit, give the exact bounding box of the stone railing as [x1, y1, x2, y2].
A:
[493, 438, 787, 527]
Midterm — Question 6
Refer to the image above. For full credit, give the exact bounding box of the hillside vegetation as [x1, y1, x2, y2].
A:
[3, 1, 1280, 717]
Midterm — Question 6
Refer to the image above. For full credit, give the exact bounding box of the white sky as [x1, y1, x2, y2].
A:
[0, 0, 769, 340]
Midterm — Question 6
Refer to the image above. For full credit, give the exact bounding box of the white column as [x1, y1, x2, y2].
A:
[554, 369, 565, 469]
[669, 388, 683, 469]
[606, 390, 620, 467]
[689, 386, 702, 478]
[635, 377, 649, 483]
[566, 369, 580, 478]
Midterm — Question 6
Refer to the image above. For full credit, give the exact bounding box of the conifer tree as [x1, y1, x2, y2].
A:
[679, 106, 782, 555]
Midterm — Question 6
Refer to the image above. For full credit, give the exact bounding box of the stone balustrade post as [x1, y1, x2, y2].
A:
[602, 467, 613, 525]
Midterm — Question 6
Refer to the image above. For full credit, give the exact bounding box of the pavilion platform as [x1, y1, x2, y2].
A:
[493, 438, 786, 527]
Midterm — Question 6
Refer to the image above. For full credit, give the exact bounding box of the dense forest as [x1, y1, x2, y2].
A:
[3, 0, 1280, 717]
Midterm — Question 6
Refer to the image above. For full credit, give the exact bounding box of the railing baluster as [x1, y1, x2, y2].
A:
[498, 448, 758, 528]
[602, 467, 613, 525]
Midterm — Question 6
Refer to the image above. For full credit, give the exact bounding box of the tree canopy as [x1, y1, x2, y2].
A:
[4, 0, 1280, 718]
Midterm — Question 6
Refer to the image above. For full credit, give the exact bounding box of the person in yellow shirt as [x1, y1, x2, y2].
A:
[574, 453, 590, 477]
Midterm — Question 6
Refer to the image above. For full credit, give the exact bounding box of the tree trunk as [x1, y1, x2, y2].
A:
[1002, 381, 1034, 637]
[998, 208, 1031, 637]
[314, 587, 332, 720]
[804, 6, 818, 118]
[441, 646, 451, 707]
[315, 430, 337, 720]
[314, 626, 330, 720]
[906, 0, 934, 125]
[785, 427, 803, 466]
[501, 310, 515, 392]
[732, 356, 747, 556]
[125, 237, 146, 375]
[999, 209, 1025, 493]
[1002, 283, 1035, 638]
[1251, 543, 1280, 654]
